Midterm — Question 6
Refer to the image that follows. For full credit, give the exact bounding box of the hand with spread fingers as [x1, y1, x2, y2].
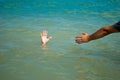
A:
[40, 30, 52, 48]
[75, 32, 90, 44]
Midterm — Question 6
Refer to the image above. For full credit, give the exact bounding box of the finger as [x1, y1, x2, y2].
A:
[76, 39, 83, 44]
[75, 40, 82, 43]
[48, 36, 52, 39]
[75, 40, 81, 44]
[75, 37, 82, 42]
[82, 32, 88, 35]
[76, 36, 82, 38]
[43, 30, 45, 35]
[45, 30, 48, 35]
[43, 30, 48, 36]
[41, 33, 43, 37]
[75, 39, 78, 42]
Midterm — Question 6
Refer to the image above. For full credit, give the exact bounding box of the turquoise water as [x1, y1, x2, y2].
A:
[0, 0, 120, 80]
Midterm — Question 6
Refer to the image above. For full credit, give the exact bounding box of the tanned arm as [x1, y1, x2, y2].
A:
[75, 26, 119, 44]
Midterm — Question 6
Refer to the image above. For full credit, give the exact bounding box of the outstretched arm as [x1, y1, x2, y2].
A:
[75, 26, 119, 44]
[40, 30, 52, 48]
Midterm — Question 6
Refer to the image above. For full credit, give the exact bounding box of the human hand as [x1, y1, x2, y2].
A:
[40, 30, 52, 47]
[75, 32, 90, 44]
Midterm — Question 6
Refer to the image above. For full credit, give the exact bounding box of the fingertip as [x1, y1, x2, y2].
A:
[82, 32, 86, 35]
[82, 32, 88, 35]
[49, 36, 52, 39]
[40, 33, 42, 36]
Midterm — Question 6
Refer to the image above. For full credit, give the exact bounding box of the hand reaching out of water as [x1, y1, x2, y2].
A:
[40, 30, 52, 48]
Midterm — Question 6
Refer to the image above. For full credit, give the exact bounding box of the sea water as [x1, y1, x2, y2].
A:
[0, 0, 120, 80]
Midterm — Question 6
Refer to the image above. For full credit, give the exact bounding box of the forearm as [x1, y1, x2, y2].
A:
[89, 26, 117, 41]
[75, 25, 119, 44]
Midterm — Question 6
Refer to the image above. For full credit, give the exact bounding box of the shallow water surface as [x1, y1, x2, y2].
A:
[0, 0, 120, 80]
